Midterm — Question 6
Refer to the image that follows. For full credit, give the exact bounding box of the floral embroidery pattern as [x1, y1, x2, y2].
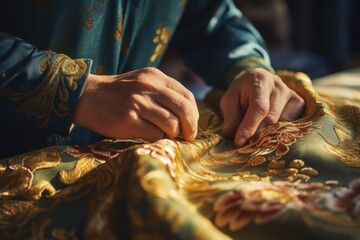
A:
[239, 121, 320, 158]
[262, 158, 319, 182]
[136, 139, 178, 178]
[65, 139, 143, 162]
[324, 178, 360, 216]
[221, 121, 321, 181]
[213, 181, 324, 231]
[150, 24, 171, 62]
[83, 17, 94, 28]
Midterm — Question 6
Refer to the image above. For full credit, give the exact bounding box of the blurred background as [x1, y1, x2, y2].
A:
[235, 0, 360, 79]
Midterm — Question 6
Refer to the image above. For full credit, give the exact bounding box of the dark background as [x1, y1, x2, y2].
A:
[235, 0, 360, 78]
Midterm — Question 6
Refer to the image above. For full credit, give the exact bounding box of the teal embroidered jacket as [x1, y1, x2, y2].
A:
[0, 0, 272, 157]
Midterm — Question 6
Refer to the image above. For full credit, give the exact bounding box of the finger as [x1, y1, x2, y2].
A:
[117, 110, 166, 141]
[130, 67, 198, 140]
[220, 90, 244, 138]
[155, 88, 199, 140]
[257, 87, 289, 131]
[235, 88, 270, 147]
[138, 67, 200, 126]
[133, 119, 166, 142]
[138, 100, 181, 139]
[279, 93, 305, 121]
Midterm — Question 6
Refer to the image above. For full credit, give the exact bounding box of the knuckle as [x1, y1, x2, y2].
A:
[264, 113, 278, 125]
[166, 117, 178, 128]
[129, 95, 142, 110]
[136, 68, 156, 81]
[273, 74, 282, 83]
[248, 69, 268, 81]
[166, 118, 179, 135]
[185, 90, 196, 103]
[178, 98, 192, 114]
[124, 110, 138, 125]
[275, 79, 287, 91]
[140, 67, 160, 76]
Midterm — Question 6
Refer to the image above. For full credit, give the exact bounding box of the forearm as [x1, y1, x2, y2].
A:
[0, 32, 92, 136]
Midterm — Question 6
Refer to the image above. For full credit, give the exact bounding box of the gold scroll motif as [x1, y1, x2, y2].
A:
[0, 148, 61, 199]
[0, 54, 87, 128]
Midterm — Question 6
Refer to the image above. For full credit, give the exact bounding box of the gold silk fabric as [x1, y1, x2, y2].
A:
[0, 71, 360, 239]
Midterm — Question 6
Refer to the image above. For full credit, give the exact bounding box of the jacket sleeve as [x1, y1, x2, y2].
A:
[170, 0, 273, 89]
[0, 32, 92, 136]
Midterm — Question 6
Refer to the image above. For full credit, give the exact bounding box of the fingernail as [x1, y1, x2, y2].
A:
[236, 137, 247, 147]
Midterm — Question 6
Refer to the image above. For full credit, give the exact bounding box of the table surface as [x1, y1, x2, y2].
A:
[313, 66, 360, 98]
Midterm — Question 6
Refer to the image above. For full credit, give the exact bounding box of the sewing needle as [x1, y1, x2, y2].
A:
[197, 126, 211, 140]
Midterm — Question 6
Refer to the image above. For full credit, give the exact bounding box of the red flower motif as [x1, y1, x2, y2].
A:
[238, 121, 318, 157]
[65, 139, 141, 162]
[324, 178, 360, 216]
[213, 181, 322, 231]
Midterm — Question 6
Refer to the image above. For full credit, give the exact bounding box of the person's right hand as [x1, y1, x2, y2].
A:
[73, 67, 199, 142]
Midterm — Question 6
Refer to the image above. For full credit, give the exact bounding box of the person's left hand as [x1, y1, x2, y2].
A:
[220, 68, 305, 147]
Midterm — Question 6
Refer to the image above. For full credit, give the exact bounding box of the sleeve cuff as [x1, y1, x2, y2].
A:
[226, 56, 274, 86]
[48, 55, 93, 136]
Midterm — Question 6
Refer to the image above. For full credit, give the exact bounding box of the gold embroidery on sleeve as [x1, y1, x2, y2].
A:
[114, 13, 123, 41]
[226, 56, 274, 85]
[83, 17, 94, 29]
[0, 54, 87, 128]
[150, 24, 171, 62]
[82, 0, 107, 30]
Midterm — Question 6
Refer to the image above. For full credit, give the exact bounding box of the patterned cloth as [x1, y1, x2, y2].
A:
[0, 71, 359, 239]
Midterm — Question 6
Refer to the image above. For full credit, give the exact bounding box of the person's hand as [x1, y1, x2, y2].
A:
[73, 67, 199, 141]
[220, 68, 305, 147]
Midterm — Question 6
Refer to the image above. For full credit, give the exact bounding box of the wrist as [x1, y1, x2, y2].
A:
[226, 56, 274, 87]
[73, 73, 97, 126]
